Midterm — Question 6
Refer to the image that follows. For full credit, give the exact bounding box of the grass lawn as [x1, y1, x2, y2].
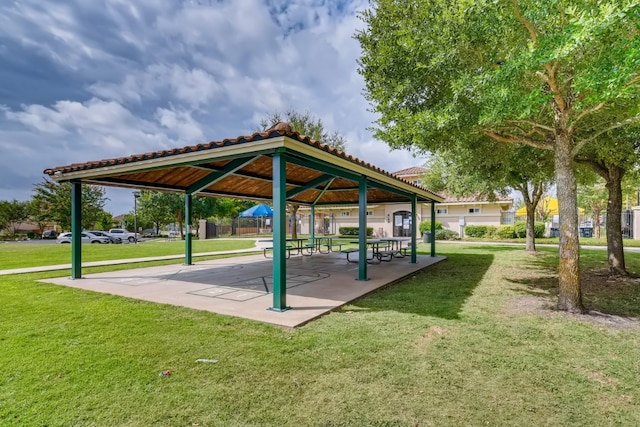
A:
[1, 244, 639, 426]
[0, 239, 257, 270]
[460, 236, 640, 247]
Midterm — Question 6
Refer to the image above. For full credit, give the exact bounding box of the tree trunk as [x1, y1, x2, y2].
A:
[593, 208, 601, 239]
[515, 181, 543, 252]
[289, 204, 300, 239]
[555, 134, 585, 313]
[525, 206, 536, 252]
[604, 166, 627, 276]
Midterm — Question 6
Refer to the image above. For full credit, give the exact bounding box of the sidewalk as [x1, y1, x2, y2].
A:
[0, 247, 261, 276]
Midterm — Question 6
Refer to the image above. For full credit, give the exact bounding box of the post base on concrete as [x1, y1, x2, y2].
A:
[268, 306, 292, 312]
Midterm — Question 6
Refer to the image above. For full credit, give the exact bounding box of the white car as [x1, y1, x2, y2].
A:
[108, 228, 139, 243]
[56, 232, 111, 244]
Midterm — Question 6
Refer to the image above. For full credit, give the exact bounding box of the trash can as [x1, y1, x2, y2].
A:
[423, 231, 431, 243]
[579, 227, 593, 238]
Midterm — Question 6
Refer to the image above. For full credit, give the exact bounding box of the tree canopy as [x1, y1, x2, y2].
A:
[259, 109, 347, 152]
[31, 179, 108, 231]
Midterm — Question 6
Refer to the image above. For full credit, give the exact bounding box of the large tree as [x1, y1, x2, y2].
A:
[0, 200, 30, 236]
[31, 179, 108, 231]
[137, 191, 174, 235]
[357, 0, 640, 313]
[577, 126, 640, 275]
[423, 141, 554, 251]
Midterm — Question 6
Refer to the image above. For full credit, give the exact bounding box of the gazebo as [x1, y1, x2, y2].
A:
[44, 122, 443, 312]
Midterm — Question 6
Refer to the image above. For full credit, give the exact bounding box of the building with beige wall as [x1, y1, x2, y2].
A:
[298, 166, 513, 238]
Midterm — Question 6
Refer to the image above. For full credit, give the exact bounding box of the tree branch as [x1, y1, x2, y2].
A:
[545, 62, 568, 112]
[535, 71, 549, 83]
[481, 129, 553, 150]
[507, 120, 555, 132]
[575, 157, 608, 179]
[568, 102, 605, 134]
[572, 114, 640, 156]
[511, 0, 538, 43]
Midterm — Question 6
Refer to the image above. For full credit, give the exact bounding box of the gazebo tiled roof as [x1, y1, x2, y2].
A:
[392, 166, 428, 177]
[44, 123, 443, 205]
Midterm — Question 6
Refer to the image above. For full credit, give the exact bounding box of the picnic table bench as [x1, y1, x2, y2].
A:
[339, 248, 359, 263]
[263, 245, 294, 259]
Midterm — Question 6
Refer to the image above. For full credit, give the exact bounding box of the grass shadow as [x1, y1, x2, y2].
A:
[505, 248, 640, 317]
[346, 253, 494, 320]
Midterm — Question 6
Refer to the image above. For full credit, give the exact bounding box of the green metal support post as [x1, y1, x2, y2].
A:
[185, 193, 193, 265]
[71, 180, 82, 279]
[411, 195, 417, 263]
[270, 150, 290, 311]
[357, 176, 368, 281]
[430, 201, 436, 257]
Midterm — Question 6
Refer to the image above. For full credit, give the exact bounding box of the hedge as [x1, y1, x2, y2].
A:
[339, 227, 374, 237]
[497, 225, 516, 239]
[464, 225, 497, 238]
[514, 221, 546, 238]
[419, 221, 443, 233]
[436, 229, 459, 240]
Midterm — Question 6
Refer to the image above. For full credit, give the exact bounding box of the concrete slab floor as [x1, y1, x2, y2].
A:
[41, 253, 447, 328]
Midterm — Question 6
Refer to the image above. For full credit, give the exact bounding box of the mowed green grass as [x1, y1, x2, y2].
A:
[1, 244, 639, 426]
[0, 239, 257, 269]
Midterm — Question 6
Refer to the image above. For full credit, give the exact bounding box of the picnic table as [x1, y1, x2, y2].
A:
[345, 239, 387, 263]
[379, 237, 411, 257]
[262, 238, 310, 258]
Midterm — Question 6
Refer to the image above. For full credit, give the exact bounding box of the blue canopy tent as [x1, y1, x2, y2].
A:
[239, 203, 273, 234]
[239, 203, 273, 218]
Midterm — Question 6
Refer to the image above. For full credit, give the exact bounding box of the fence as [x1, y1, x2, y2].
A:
[622, 210, 634, 238]
[500, 211, 515, 225]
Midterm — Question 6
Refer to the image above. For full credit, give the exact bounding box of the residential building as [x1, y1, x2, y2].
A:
[299, 166, 513, 237]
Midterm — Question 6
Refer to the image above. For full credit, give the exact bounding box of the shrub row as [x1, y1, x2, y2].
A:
[435, 229, 459, 240]
[464, 225, 497, 238]
[497, 222, 545, 239]
[462, 222, 547, 239]
[339, 227, 374, 237]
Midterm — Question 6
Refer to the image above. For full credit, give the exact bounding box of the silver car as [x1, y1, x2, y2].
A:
[56, 232, 111, 244]
[87, 230, 122, 244]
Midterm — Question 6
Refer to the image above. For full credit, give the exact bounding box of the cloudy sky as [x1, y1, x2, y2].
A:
[0, 0, 426, 215]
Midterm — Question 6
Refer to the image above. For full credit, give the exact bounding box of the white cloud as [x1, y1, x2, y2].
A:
[4, 98, 176, 161]
[156, 107, 205, 142]
[89, 64, 222, 108]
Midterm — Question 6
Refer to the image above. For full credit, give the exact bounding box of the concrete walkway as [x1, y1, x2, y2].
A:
[0, 247, 261, 276]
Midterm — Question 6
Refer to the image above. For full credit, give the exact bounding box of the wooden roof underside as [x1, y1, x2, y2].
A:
[44, 130, 443, 206]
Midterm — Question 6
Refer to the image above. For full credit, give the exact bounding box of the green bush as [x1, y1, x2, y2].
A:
[514, 222, 527, 238]
[419, 221, 443, 233]
[513, 221, 547, 238]
[339, 227, 374, 237]
[497, 225, 516, 239]
[464, 225, 497, 238]
[435, 229, 459, 240]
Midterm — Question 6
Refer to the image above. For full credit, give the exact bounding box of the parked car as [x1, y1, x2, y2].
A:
[108, 228, 139, 243]
[56, 232, 111, 244]
[88, 230, 122, 244]
[42, 230, 58, 239]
